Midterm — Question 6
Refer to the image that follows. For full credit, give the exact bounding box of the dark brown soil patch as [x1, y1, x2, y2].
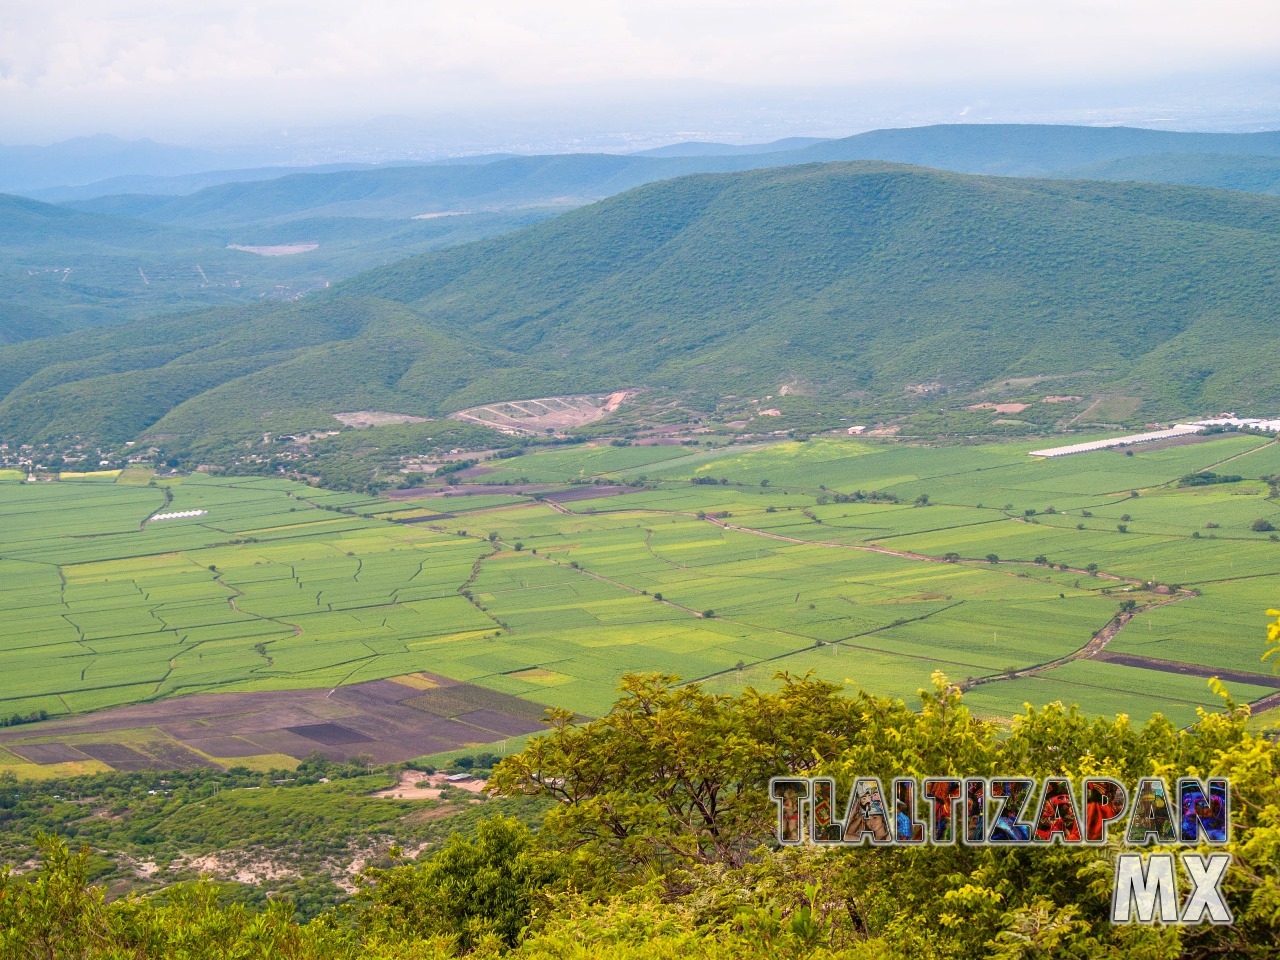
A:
[402, 805, 463, 822]
[332, 679, 422, 706]
[1093, 652, 1280, 688]
[245, 729, 344, 757]
[454, 708, 545, 737]
[140, 740, 223, 770]
[0, 674, 553, 772]
[9, 743, 90, 764]
[403, 684, 549, 723]
[76, 743, 154, 771]
[450, 465, 495, 480]
[286, 723, 374, 746]
[185, 737, 269, 758]
[1129, 433, 1224, 453]
[386, 484, 551, 500]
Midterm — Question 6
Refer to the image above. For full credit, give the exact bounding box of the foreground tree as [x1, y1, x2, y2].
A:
[2, 668, 1278, 958]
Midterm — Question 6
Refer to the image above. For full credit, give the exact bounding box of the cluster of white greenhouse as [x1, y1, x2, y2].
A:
[1029, 416, 1280, 458]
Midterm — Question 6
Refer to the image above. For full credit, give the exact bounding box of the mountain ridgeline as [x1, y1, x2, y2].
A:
[58, 124, 1280, 229]
[7, 123, 1280, 348]
[2, 160, 1279, 446]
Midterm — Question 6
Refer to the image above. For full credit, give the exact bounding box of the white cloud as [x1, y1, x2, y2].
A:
[1, 0, 1276, 140]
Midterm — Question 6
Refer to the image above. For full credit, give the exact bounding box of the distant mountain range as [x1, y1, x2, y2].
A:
[0, 135, 268, 194]
[12, 124, 1280, 205]
[630, 137, 830, 158]
[40, 125, 1280, 229]
[4, 159, 1279, 449]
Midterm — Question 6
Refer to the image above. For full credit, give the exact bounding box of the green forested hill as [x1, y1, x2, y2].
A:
[13, 123, 1280, 347]
[1059, 152, 1280, 195]
[0, 192, 555, 343]
[343, 162, 1280, 415]
[0, 194, 258, 342]
[791, 123, 1280, 175]
[3, 161, 1280, 445]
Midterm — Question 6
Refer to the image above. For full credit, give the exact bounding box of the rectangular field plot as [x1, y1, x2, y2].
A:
[701, 644, 969, 703]
[476, 444, 701, 483]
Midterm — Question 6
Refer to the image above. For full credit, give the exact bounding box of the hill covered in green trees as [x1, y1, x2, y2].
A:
[0, 192, 555, 344]
[4, 160, 1280, 448]
[10, 124, 1280, 348]
[1060, 152, 1280, 195]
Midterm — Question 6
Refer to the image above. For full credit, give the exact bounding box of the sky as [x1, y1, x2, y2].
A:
[2, 1, 1278, 152]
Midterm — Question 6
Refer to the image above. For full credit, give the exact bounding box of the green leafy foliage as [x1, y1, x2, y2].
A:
[2, 673, 1279, 958]
[358, 817, 563, 950]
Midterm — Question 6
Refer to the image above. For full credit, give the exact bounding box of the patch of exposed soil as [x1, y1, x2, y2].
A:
[334, 412, 429, 429]
[371, 770, 489, 800]
[227, 243, 319, 256]
[965, 402, 1029, 413]
[385, 483, 554, 499]
[1092, 652, 1280, 688]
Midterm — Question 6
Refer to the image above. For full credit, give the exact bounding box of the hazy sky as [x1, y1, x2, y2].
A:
[3, 1, 1278, 148]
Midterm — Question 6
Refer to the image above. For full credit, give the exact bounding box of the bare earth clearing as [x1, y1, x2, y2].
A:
[965, 402, 1030, 413]
[371, 770, 489, 800]
[334, 411, 429, 428]
[226, 244, 320, 256]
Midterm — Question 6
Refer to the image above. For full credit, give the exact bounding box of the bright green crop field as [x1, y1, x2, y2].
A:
[2, 433, 1278, 759]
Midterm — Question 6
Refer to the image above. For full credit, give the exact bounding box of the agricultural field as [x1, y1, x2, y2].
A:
[2, 432, 1279, 776]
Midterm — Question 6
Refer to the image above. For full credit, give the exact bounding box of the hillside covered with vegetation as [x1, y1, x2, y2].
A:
[3, 160, 1280, 449]
[0, 192, 555, 344]
[58, 123, 1280, 229]
[2, 674, 1278, 958]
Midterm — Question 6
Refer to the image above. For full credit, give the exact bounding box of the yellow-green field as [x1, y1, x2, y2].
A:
[2, 433, 1279, 771]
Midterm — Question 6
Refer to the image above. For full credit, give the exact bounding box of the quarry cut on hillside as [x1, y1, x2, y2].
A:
[449, 391, 630, 435]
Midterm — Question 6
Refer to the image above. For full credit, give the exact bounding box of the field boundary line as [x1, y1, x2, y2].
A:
[965, 592, 1195, 690]
[1196, 438, 1278, 474]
